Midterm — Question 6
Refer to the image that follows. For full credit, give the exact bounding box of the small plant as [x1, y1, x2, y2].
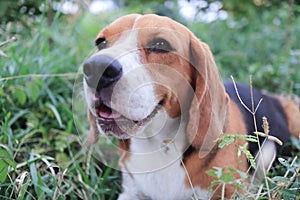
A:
[216, 133, 258, 169]
[269, 157, 300, 199]
[206, 167, 248, 199]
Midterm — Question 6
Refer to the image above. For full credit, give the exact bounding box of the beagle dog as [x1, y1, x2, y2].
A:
[83, 14, 300, 199]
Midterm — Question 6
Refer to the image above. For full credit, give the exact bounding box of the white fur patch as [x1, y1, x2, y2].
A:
[119, 162, 208, 200]
[119, 111, 208, 199]
[252, 140, 277, 183]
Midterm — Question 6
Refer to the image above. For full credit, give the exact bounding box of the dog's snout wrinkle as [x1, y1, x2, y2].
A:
[83, 55, 123, 90]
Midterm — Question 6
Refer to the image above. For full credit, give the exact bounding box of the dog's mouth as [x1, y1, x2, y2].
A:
[94, 100, 163, 138]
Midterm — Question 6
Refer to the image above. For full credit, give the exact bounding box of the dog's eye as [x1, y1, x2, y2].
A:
[95, 38, 107, 50]
[147, 38, 174, 53]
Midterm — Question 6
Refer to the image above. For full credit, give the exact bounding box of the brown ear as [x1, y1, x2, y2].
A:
[186, 33, 229, 158]
[87, 110, 99, 144]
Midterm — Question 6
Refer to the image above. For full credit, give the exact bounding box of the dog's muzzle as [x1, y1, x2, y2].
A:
[83, 54, 163, 138]
[83, 55, 123, 90]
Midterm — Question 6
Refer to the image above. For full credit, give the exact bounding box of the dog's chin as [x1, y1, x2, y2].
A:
[93, 100, 163, 139]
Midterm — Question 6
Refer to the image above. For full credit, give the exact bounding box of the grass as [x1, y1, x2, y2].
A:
[0, 3, 300, 200]
[0, 10, 122, 200]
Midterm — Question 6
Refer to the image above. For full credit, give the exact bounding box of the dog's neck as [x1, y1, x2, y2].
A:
[123, 110, 189, 173]
[130, 110, 188, 152]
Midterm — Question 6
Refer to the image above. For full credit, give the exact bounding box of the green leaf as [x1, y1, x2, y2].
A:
[28, 153, 53, 197]
[0, 148, 16, 183]
[239, 143, 256, 169]
[46, 103, 64, 128]
[37, 171, 53, 196]
[206, 169, 218, 178]
[220, 172, 235, 183]
[216, 134, 258, 149]
[0, 148, 15, 168]
[8, 110, 29, 127]
[208, 180, 220, 191]
[272, 176, 290, 183]
[13, 88, 27, 105]
[26, 81, 40, 102]
[278, 158, 295, 173]
[66, 120, 73, 133]
[244, 135, 258, 143]
[56, 152, 69, 165]
[29, 155, 37, 183]
[218, 136, 235, 148]
[281, 188, 298, 198]
[0, 161, 8, 183]
[228, 167, 237, 173]
[77, 163, 91, 185]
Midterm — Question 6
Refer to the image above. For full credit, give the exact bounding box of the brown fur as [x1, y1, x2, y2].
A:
[184, 100, 248, 199]
[87, 110, 98, 144]
[186, 36, 229, 156]
[278, 96, 300, 138]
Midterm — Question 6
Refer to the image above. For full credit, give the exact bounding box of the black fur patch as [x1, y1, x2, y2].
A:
[224, 82, 292, 156]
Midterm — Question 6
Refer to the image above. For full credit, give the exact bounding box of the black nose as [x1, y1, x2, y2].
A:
[83, 55, 123, 90]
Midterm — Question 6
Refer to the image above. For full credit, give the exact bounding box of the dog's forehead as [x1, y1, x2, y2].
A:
[96, 14, 190, 41]
[96, 14, 140, 39]
[134, 14, 189, 34]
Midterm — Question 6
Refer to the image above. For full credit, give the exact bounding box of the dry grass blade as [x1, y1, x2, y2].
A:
[53, 169, 68, 200]
[0, 72, 79, 81]
[0, 36, 17, 47]
[231, 76, 273, 198]
[253, 132, 283, 146]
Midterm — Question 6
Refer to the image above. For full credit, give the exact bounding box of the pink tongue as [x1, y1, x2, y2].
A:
[97, 104, 122, 119]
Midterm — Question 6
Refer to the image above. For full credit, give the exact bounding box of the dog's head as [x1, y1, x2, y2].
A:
[84, 14, 228, 151]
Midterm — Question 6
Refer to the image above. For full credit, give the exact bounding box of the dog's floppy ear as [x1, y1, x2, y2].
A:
[87, 110, 99, 144]
[186, 33, 229, 158]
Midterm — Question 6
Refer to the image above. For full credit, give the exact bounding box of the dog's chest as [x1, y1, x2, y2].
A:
[120, 115, 208, 199]
[122, 153, 208, 200]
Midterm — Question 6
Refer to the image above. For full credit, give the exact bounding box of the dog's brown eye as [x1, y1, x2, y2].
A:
[95, 38, 107, 50]
[147, 38, 174, 53]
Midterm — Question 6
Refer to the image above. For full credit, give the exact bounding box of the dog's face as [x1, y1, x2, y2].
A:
[84, 14, 194, 139]
[84, 14, 228, 148]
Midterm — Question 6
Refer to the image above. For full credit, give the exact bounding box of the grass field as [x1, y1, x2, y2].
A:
[0, 3, 299, 199]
